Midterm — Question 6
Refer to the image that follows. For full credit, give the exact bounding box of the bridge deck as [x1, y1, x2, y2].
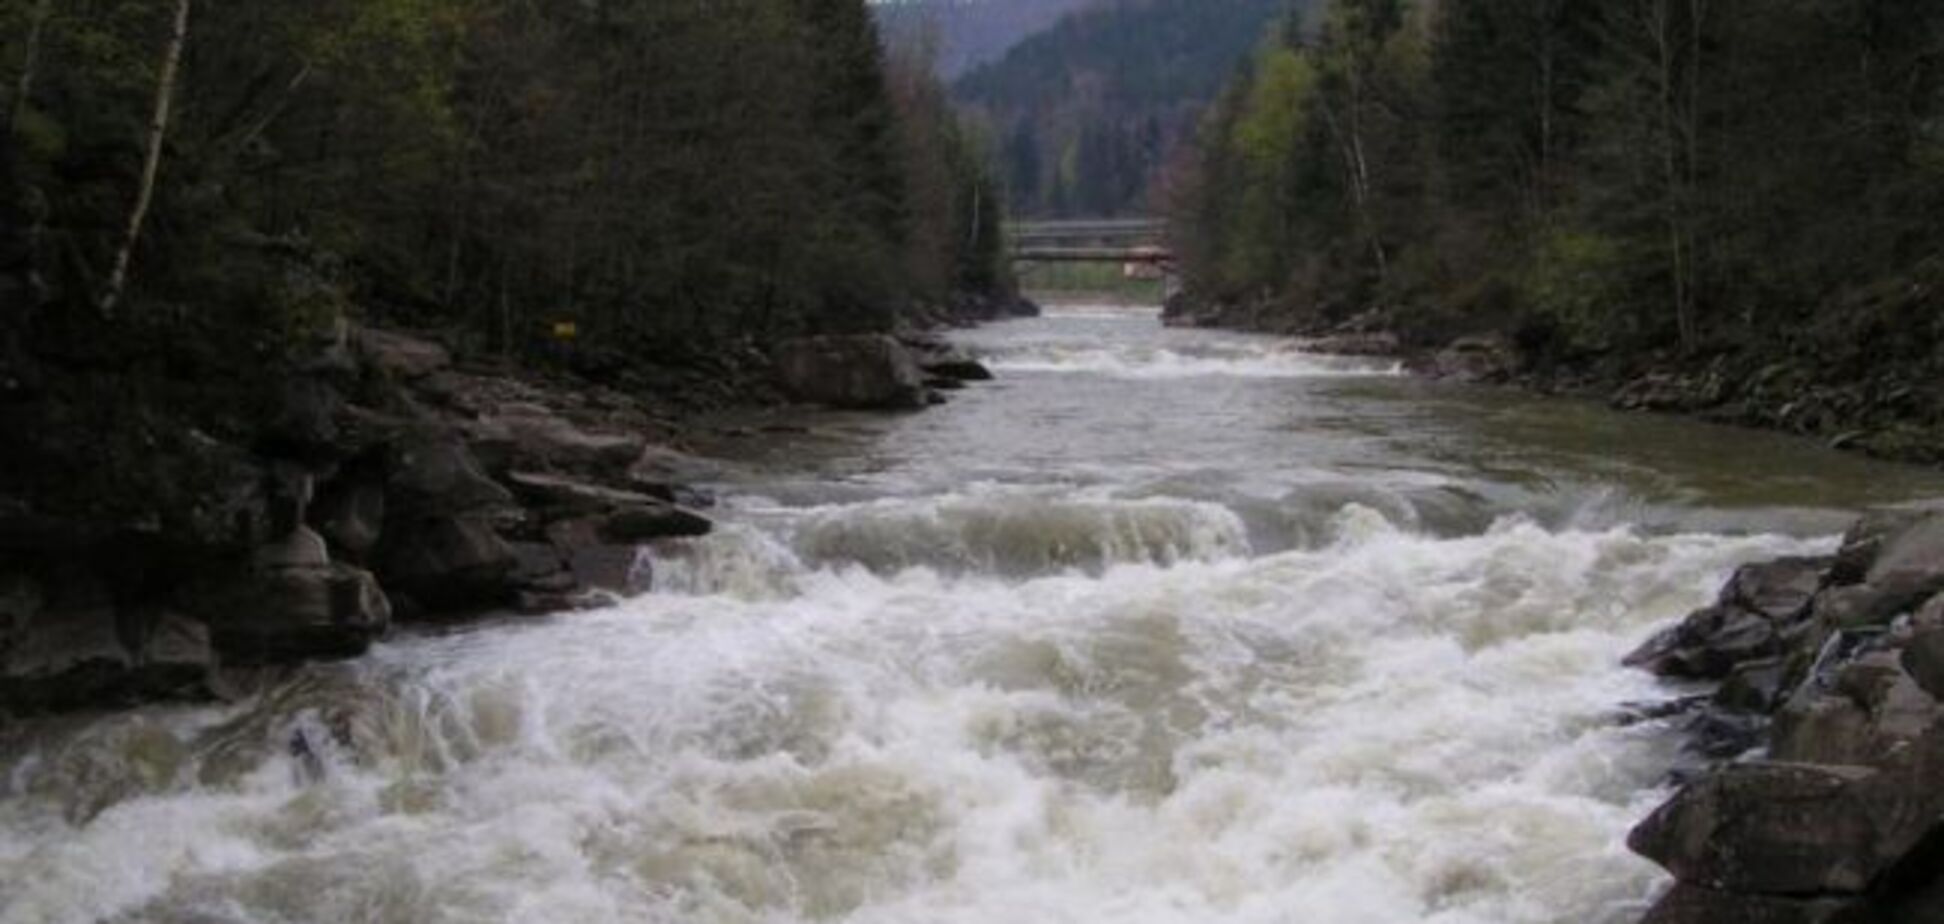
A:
[1010, 247, 1173, 264]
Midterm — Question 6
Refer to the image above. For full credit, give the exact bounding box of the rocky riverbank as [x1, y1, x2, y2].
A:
[0, 321, 1004, 716]
[1165, 288, 1944, 469]
[1621, 502, 1944, 923]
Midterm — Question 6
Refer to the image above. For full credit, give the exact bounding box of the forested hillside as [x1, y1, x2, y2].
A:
[955, 0, 1292, 218]
[1172, 0, 1944, 459]
[872, 0, 1097, 78]
[1, 0, 1010, 366]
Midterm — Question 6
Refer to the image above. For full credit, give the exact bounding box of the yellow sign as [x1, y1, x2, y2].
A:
[551, 321, 578, 341]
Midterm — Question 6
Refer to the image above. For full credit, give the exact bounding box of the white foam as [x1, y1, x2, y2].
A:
[0, 512, 1829, 924]
[774, 487, 1253, 577]
[986, 343, 1402, 380]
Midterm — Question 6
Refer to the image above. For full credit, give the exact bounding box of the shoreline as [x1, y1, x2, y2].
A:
[1166, 303, 1944, 921]
[1164, 306, 1944, 471]
[1618, 502, 1944, 922]
[0, 306, 1019, 718]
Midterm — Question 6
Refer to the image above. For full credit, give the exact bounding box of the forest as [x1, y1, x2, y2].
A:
[956, 0, 1291, 218]
[1172, 0, 1944, 410]
[0, 0, 1011, 372]
[872, 0, 1097, 78]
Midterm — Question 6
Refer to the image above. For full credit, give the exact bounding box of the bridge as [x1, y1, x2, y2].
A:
[1008, 218, 1172, 266]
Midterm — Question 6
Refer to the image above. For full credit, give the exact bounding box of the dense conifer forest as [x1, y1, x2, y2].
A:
[955, 0, 1293, 218]
[1173, 0, 1944, 361]
[872, 0, 1098, 78]
[0, 0, 1010, 366]
[1169, 0, 1944, 458]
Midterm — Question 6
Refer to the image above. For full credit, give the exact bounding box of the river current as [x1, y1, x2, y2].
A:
[5, 306, 1943, 923]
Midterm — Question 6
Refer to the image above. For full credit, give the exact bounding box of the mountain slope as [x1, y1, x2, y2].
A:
[953, 0, 1296, 217]
[873, 0, 1100, 78]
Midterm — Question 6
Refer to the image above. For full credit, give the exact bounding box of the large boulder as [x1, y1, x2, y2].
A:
[185, 523, 391, 665]
[772, 335, 930, 411]
[375, 514, 518, 613]
[1771, 651, 1938, 765]
[1627, 505, 1944, 923]
[1628, 762, 1884, 894]
[0, 571, 130, 710]
[385, 429, 512, 517]
[544, 516, 653, 596]
[1904, 620, 1944, 700]
[312, 474, 386, 560]
[356, 328, 451, 381]
[1832, 501, 1944, 586]
[1866, 514, 1944, 598]
[1426, 335, 1520, 384]
[1640, 884, 1869, 924]
[1625, 556, 1830, 679]
[475, 405, 644, 477]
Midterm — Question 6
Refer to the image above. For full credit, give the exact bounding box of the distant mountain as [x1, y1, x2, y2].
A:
[953, 0, 1297, 218]
[873, 0, 1101, 79]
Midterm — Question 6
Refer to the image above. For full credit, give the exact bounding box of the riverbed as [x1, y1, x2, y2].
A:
[5, 306, 1941, 924]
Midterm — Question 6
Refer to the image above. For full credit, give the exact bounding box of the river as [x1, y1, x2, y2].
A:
[5, 306, 1943, 924]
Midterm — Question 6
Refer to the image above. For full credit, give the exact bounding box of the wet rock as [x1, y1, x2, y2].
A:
[1615, 373, 1707, 412]
[1427, 335, 1519, 384]
[264, 376, 345, 457]
[922, 357, 995, 382]
[1904, 627, 1944, 700]
[127, 611, 214, 697]
[0, 571, 40, 664]
[186, 515, 394, 666]
[482, 405, 644, 476]
[1832, 501, 1944, 586]
[376, 514, 517, 613]
[356, 328, 451, 381]
[772, 335, 929, 411]
[1626, 606, 1781, 679]
[1639, 883, 1870, 924]
[253, 524, 330, 571]
[1681, 708, 1771, 761]
[600, 505, 711, 543]
[629, 445, 723, 486]
[1815, 583, 1924, 632]
[1628, 762, 1882, 894]
[1716, 656, 1794, 713]
[1773, 648, 1938, 765]
[203, 562, 390, 665]
[1303, 331, 1402, 357]
[506, 470, 663, 514]
[1770, 690, 1874, 766]
[1627, 507, 1944, 923]
[386, 430, 512, 517]
[1866, 513, 1944, 598]
[1626, 557, 1831, 679]
[312, 475, 385, 559]
[0, 574, 130, 710]
[507, 542, 574, 594]
[1730, 557, 1831, 620]
[544, 516, 652, 595]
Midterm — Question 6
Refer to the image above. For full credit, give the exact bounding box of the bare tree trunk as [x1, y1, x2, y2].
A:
[1535, 0, 1558, 210]
[9, 0, 54, 134]
[1319, 94, 1388, 283]
[1648, 0, 1695, 352]
[99, 0, 191, 318]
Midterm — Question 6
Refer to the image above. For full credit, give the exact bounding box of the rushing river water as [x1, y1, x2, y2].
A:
[6, 306, 1944, 924]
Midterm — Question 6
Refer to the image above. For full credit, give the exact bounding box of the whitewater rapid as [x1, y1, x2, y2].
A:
[4, 306, 1938, 924]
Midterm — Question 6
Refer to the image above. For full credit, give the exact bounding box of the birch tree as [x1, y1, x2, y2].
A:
[99, 0, 191, 318]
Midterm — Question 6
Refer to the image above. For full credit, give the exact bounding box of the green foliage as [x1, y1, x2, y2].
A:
[1172, 0, 1944, 357]
[1519, 229, 1626, 352]
[954, 0, 1298, 218]
[2, 0, 1014, 368]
